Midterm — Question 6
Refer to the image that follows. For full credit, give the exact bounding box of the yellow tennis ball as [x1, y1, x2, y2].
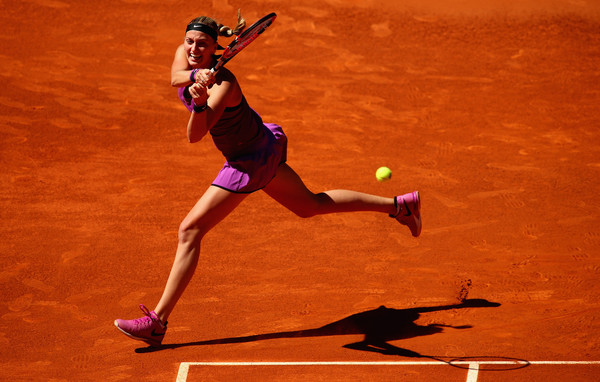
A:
[376, 166, 392, 182]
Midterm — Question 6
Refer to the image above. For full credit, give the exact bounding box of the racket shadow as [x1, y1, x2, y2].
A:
[135, 299, 501, 355]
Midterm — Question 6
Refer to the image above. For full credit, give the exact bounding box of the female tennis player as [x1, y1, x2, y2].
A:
[114, 11, 421, 347]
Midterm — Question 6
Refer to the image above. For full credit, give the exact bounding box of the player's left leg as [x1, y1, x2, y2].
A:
[262, 163, 392, 217]
[263, 163, 421, 236]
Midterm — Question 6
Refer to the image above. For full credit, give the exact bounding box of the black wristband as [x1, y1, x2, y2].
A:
[190, 69, 199, 83]
[192, 103, 208, 113]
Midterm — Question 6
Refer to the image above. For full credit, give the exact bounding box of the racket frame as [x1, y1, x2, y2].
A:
[210, 12, 277, 73]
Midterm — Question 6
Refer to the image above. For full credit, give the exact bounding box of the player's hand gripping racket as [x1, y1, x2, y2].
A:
[211, 12, 277, 73]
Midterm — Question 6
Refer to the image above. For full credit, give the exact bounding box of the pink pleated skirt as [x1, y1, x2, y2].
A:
[211, 123, 287, 193]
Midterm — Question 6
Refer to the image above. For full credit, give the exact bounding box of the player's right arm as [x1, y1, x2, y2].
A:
[170, 44, 195, 87]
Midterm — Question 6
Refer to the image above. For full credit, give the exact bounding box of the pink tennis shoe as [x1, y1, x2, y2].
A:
[390, 191, 422, 237]
[114, 304, 167, 347]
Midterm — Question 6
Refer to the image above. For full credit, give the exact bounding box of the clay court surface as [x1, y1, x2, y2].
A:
[2, 0, 600, 380]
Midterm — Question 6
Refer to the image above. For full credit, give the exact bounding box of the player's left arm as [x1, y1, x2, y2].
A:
[186, 70, 236, 143]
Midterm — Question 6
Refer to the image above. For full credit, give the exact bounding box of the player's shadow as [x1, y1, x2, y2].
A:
[136, 298, 500, 356]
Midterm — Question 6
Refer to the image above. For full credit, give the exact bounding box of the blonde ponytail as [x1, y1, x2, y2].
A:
[187, 10, 247, 41]
[217, 9, 246, 37]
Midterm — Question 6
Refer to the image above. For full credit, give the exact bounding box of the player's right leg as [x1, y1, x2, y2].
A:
[114, 186, 247, 346]
[153, 186, 247, 321]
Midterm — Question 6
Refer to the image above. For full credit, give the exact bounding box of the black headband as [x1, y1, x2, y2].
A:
[185, 23, 218, 41]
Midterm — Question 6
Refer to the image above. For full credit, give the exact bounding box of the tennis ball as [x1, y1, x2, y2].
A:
[376, 166, 392, 182]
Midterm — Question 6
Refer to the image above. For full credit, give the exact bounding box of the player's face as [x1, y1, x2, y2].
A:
[184, 31, 217, 68]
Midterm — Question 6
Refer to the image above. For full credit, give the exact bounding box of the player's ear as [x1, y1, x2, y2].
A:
[208, 40, 218, 54]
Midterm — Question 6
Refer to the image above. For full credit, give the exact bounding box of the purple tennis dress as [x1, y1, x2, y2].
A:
[179, 86, 287, 193]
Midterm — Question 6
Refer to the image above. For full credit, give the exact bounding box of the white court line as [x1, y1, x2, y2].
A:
[465, 363, 479, 382]
[176, 361, 600, 382]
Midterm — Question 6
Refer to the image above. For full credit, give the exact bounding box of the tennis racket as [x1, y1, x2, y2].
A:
[211, 12, 277, 73]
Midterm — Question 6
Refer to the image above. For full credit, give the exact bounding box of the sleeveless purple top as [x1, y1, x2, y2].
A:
[178, 86, 266, 160]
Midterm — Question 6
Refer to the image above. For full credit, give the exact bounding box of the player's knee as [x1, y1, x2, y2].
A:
[177, 220, 204, 244]
[291, 193, 330, 218]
